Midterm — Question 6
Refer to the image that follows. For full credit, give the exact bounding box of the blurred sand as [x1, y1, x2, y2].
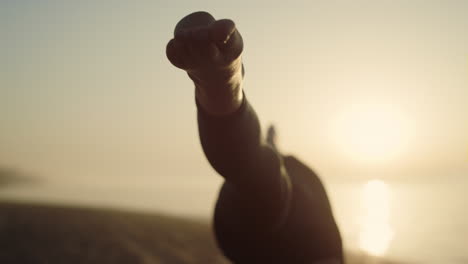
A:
[0, 201, 405, 264]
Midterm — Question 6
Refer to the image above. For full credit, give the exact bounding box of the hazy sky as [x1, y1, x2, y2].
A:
[1, 0, 467, 192]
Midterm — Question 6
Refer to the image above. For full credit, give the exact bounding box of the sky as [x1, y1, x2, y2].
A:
[1, 0, 467, 193]
[1, 2, 467, 261]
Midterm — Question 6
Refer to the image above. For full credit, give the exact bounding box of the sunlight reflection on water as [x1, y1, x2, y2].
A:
[359, 180, 394, 257]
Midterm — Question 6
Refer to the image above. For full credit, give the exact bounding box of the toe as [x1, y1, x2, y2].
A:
[175, 11, 215, 35]
[166, 38, 189, 69]
[210, 19, 243, 63]
[210, 19, 236, 44]
[180, 27, 220, 67]
[174, 29, 190, 42]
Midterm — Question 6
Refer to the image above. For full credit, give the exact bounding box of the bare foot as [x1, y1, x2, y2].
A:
[166, 11, 244, 115]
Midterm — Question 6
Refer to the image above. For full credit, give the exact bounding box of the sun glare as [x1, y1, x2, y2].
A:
[359, 180, 394, 256]
[333, 104, 409, 163]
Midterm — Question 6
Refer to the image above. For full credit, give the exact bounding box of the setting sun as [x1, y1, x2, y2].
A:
[332, 104, 410, 163]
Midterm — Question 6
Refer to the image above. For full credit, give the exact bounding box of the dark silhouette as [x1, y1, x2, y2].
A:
[167, 11, 343, 263]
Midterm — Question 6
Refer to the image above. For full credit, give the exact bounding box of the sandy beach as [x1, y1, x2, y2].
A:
[0, 201, 406, 264]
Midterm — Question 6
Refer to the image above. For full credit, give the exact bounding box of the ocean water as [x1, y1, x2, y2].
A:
[1, 179, 467, 264]
[328, 180, 468, 264]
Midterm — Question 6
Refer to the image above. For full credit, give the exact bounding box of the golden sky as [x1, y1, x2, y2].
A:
[1, 0, 467, 190]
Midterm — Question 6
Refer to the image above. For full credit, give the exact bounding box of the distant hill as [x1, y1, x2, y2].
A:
[0, 201, 405, 264]
[0, 168, 38, 187]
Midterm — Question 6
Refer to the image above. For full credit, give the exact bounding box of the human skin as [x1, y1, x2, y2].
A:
[166, 11, 244, 116]
[166, 12, 343, 263]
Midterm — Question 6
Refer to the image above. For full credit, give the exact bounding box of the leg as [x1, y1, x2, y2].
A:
[166, 11, 291, 218]
[167, 12, 292, 261]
